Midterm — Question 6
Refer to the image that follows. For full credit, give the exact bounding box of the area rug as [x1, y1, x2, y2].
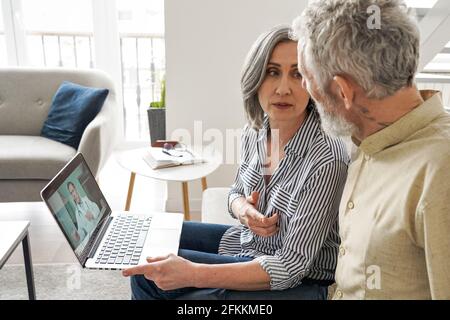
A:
[0, 263, 131, 300]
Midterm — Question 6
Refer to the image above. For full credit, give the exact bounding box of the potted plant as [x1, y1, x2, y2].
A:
[147, 78, 166, 146]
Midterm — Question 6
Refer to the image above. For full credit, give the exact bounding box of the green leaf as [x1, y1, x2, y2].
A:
[148, 76, 166, 109]
[150, 101, 163, 108]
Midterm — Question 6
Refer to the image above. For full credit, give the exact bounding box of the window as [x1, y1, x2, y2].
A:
[117, 0, 165, 140]
[405, 0, 438, 8]
[21, 0, 94, 68]
[2, 0, 165, 142]
[0, 6, 6, 66]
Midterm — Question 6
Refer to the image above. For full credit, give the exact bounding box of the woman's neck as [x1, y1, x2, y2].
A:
[268, 111, 307, 147]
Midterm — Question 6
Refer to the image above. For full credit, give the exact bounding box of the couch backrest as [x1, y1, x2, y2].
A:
[0, 67, 117, 135]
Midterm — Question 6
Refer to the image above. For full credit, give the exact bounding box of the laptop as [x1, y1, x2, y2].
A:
[40, 153, 183, 270]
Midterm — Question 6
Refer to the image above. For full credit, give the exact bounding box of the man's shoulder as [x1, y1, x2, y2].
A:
[397, 114, 450, 176]
[428, 111, 450, 138]
[407, 112, 450, 154]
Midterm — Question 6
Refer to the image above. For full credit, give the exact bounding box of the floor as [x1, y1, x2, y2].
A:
[0, 151, 201, 265]
[0, 263, 131, 300]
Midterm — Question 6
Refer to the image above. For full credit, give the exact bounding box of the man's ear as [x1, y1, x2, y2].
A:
[332, 75, 354, 111]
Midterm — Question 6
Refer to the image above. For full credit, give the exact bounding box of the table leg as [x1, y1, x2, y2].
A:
[125, 172, 136, 211]
[182, 182, 191, 221]
[201, 177, 208, 192]
[22, 233, 36, 300]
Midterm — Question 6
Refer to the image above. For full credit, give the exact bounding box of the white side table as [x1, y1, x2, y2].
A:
[115, 147, 222, 220]
[0, 221, 36, 300]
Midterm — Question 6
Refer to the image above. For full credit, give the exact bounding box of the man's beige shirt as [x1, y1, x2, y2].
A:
[334, 91, 450, 299]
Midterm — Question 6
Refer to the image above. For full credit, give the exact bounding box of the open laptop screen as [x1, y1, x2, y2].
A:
[41, 153, 111, 261]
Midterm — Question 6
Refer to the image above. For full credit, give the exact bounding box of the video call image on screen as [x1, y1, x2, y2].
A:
[47, 162, 108, 255]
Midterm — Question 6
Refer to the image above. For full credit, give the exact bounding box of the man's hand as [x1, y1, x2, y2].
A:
[235, 191, 279, 237]
[85, 211, 94, 221]
[122, 254, 198, 291]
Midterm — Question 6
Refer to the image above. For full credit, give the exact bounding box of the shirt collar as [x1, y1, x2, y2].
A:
[257, 108, 321, 157]
[358, 90, 445, 155]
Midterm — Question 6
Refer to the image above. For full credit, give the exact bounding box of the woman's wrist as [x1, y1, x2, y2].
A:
[191, 262, 203, 288]
[231, 197, 246, 220]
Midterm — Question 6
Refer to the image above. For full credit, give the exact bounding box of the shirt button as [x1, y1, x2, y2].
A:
[339, 246, 346, 257]
[347, 201, 354, 210]
[364, 154, 370, 161]
[37, 99, 43, 105]
[335, 289, 343, 299]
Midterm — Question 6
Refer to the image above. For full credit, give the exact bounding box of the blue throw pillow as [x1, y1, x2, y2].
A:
[41, 81, 109, 149]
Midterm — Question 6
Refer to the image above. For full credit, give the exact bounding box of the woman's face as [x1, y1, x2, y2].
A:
[258, 41, 310, 124]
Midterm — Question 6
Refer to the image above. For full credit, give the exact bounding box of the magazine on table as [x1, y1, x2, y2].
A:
[143, 146, 205, 169]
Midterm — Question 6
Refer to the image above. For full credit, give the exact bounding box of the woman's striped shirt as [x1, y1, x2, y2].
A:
[219, 109, 349, 290]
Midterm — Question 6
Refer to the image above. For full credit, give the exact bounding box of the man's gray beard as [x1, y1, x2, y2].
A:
[315, 101, 357, 138]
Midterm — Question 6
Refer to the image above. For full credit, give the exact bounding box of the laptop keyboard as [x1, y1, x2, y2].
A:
[95, 215, 152, 266]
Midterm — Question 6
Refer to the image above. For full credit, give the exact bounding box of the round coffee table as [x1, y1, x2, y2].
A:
[115, 146, 222, 220]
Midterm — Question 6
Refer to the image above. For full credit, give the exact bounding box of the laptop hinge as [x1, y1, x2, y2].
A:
[82, 215, 113, 265]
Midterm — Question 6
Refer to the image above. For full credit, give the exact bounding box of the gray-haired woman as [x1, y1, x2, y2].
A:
[123, 25, 349, 300]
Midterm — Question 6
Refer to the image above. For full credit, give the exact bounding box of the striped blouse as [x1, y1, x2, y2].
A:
[219, 109, 349, 290]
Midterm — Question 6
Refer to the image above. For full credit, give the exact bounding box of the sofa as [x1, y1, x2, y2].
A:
[0, 67, 120, 202]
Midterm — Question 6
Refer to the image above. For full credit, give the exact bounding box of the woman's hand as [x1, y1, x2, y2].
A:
[122, 254, 198, 291]
[234, 191, 279, 237]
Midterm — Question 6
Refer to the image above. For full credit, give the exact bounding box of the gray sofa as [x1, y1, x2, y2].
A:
[0, 67, 120, 202]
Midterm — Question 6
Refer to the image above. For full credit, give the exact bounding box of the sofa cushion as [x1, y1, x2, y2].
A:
[0, 136, 76, 180]
[41, 81, 109, 149]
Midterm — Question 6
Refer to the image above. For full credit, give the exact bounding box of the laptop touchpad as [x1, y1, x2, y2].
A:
[147, 228, 180, 247]
[150, 213, 182, 229]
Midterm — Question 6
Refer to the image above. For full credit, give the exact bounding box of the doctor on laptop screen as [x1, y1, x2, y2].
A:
[67, 181, 100, 242]
[46, 162, 107, 255]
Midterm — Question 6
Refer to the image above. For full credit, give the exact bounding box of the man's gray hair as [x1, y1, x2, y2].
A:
[292, 0, 420, 99]
[241, 25, 294, 129]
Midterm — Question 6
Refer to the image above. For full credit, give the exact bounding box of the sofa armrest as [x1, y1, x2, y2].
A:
[201, 187, 239, 226]
[77, 97, 119, 177]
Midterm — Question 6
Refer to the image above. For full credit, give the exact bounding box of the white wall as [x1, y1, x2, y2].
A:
[164, 0, 308, 213]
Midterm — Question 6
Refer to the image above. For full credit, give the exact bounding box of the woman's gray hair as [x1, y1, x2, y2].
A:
[241, 25, 295, 129]
[291, 0, 420, 99]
